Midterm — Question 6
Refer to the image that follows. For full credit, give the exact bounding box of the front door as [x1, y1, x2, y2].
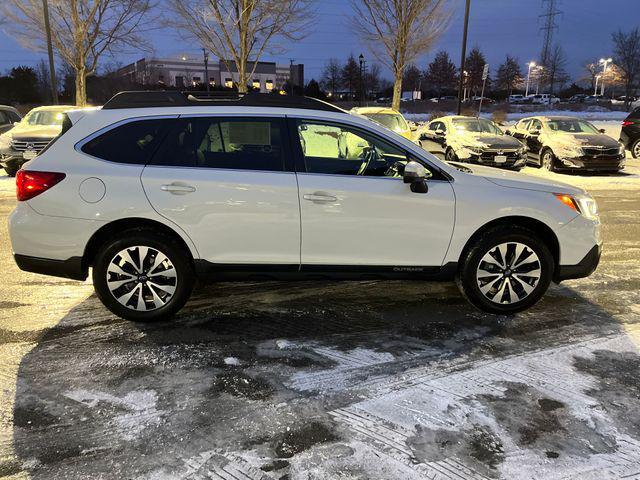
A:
[141, 116, 300, 266]
[525, 118, 544, 161]
[292, 119, 455, 268]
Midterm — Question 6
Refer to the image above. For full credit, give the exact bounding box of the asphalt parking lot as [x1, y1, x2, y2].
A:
[0, 166, 640, 479]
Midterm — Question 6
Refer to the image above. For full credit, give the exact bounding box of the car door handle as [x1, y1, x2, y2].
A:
[160, 183, 196, 194]
[303, 193, 337, 203]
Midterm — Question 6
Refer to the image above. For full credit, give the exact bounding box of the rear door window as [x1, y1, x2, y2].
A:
[81, 119, 173, 164]
[151, 117, 286, 172]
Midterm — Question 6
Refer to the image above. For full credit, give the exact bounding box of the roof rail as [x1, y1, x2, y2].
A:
[102, 90, 345, 113]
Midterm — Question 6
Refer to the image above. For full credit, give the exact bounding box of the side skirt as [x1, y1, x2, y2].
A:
[193, 261, 458, 283]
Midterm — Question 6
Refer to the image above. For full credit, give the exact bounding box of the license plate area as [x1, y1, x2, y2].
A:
[494, 155, 507, 163]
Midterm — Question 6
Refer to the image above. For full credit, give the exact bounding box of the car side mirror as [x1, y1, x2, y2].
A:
[403, 160, 429, 193]
[13, 122, 19, 126]
[410, 125, 418, 132]
[599, 128, 606, 134]
[528, 128, 540, 136]
[435, 129, 445, 136]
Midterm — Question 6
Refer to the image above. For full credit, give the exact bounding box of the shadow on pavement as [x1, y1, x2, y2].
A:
[6, 279, 640, 479]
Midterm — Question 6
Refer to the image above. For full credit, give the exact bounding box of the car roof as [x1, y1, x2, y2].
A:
[524, 115, 591, 122]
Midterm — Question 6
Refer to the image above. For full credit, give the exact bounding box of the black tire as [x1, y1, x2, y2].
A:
[445, 147, 458, 162]
[4, 164, 19, 177]
[456, 226, 554, 314]
[92, 228, 195, 322]
[631, 139, 640, 159]
[540, 148, 556, 172]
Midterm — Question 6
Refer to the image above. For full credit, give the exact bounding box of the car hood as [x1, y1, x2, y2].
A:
[552, 133, 619, 148]
[10, 124, 62, 139]
[462, 163, 585, 195]
[461, 133, 523, 149]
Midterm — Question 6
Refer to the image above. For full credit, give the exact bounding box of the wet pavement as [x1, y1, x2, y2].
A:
[0, 174, 639, 479]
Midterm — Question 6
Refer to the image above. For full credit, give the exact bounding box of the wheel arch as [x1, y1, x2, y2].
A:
[458, 215, 560, 272]
[82, 217, 197, 272]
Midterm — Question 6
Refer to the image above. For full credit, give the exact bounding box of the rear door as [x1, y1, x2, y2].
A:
[141, 115, 301, 266]
[419, 121, 447, 159]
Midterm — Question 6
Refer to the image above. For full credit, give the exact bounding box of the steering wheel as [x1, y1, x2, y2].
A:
[356, 145, 380, 175]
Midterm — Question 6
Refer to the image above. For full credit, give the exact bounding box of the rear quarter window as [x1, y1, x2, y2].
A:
[81, 119, 173, 164]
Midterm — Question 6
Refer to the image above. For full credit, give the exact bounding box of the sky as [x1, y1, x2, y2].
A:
[0, 0, 637, 85]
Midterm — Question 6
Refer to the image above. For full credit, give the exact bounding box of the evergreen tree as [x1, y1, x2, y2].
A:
[496, 55, 523, 95]
[341, 54, 360, 98]
[465, 47, 489, 97]
[423, 50, 457, 96]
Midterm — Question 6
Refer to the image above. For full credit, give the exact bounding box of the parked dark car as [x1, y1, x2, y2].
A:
[0, 105, 21, 134]
[621, 107, 640, 158]
[419, 116, 527, 171]
[506, 115, 625, 172]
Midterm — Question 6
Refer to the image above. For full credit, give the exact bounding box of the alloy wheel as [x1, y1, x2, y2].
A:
[106, 246, 177, 311]
[633, 141, 640, 159]
[542, 151, 554, 170]
[476, 242, 542, 305]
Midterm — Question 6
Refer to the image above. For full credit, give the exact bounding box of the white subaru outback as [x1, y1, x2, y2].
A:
[9, 92, 601, 321]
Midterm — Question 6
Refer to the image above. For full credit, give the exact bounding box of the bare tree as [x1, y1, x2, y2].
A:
[612, 28, 640, 110]
[541, 44, 567, 94]
[3, 0, 154, 106]
[321, 58, 341, 96]
[350, 0, 451, 110]
[169, 0, 313, 94]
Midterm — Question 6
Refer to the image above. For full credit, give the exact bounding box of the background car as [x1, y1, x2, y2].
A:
[350, 107, 415, 140]
[621, 107, 640, 158]
[506, 115, 625, 172]
[0, 105, 22, 135]
[0, 105, 74, 176]
[529, 94, 560, 105]
[418, 115, 527, 170]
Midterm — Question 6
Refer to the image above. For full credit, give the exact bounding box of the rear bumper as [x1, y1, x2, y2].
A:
[14, 254, 86, 280]
[554, 244, 602, 282]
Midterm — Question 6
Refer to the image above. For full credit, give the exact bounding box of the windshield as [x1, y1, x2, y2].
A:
[22, 110, 66, 127]
[452, 118, 502, 135]
[365, 113, 408, 133]
[546, 119, 600, 134]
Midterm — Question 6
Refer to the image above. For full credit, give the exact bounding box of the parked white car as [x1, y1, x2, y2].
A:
[529, 94, 560, 105]
[9, 91, 601, 321]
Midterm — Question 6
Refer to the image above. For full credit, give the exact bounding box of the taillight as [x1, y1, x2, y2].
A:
[622, 120, 635, 127]
[16, 170, 66, 201]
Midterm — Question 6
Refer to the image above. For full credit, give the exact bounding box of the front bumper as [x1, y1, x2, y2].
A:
[554, 243, 602, 282]
[0, 151, 24, 169]
[555, 153, 625, 171]
[460, 151, 527, 170]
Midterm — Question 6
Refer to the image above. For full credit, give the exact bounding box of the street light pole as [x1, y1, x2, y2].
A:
[525, 61, 535, 97]
[456, 0, 471, 115]
[203, 49, 210, 93]
[599, 57, 612, 97]
[594, 75, 600, 96]
[42, 0, 58, 104]
[359, 53, 365, 106]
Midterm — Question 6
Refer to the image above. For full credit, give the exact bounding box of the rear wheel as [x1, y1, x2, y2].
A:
[92, 229, 194, 322]
[456, 226, 554, 314]
[632, 139, 640, 159]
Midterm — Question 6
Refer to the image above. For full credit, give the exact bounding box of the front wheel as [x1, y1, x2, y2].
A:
[456, 227, 554, 314]
[631, 139, 640, 159]
[92, 229, 195, 322]
[445, 147, 458, 162]
[540, 149, 557, 172]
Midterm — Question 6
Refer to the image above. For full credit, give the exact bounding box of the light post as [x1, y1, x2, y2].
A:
[359, 53, 365, 106]
[203, 49, 210, 93]
[594, 75, 600, 96]
[535, 66, 543, 94]
[599, 57, 612, 96]
[525, 61, 536, 97]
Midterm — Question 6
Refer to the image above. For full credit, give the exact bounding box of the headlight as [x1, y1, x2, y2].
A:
[557, 145, 584, 158]
[554, 193, 598, 220]
[463, 145, 484, 154]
